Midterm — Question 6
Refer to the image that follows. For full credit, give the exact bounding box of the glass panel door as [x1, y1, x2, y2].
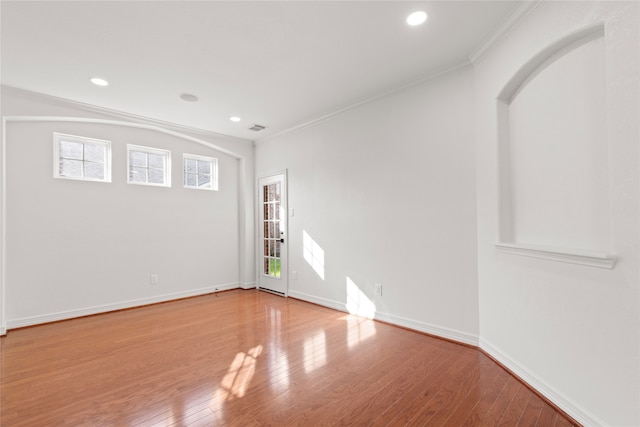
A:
[258, 173, 287, 296]
[263, 181, 281, 278]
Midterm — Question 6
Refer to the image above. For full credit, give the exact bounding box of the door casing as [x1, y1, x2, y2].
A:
[257, 170, 288, 296]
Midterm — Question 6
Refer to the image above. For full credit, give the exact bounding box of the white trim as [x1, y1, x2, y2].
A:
[183, 153, 218, 191]
[288, 290, 479, 347]
[288, 290, 347, 313]
[1, 85, 251, 145]
[256, 61, 471, 144]
[495, 242, 617, 269]
[240, 282, 256, 289]
[480, 338, 607, 427]
[127, 144, 172, 187]
[1, 117, 6, 335]
[6, 282, 240, 330]
[375, 311, 479, 347]
[5, 116, 242, 159]
[468, 0, 541, 65]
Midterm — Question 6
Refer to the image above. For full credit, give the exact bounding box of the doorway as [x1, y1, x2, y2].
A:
[258, 172, 288, 295]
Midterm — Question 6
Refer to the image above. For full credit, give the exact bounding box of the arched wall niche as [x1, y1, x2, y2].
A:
[495, 23, 617, 269]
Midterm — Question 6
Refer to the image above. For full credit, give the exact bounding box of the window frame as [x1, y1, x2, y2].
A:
[183, 153, 218, 191]
[127, 144, 172, 187]
[53, 132, 112, 183]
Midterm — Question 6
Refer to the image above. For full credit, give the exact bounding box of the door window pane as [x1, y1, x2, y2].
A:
[262, 181, 283, 279]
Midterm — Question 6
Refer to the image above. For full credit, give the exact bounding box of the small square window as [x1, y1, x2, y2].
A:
[127, 145, 171, 187]
[53, 133, 111, 182]
[183, 154, 218, 191]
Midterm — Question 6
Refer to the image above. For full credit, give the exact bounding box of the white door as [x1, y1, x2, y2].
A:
[258, 173, 288, 296]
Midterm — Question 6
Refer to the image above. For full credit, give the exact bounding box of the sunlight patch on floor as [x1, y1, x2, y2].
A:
[210, 344, 263, 417]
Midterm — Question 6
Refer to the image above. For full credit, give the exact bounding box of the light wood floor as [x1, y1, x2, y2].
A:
[1, 289, 577, 426]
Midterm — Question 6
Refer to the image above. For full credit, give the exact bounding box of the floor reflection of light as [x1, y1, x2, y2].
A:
[222, 345, 263, 398]
[210, 388, 228, 418]
[345, 315, 377, 349]
[210, 345, 263, 416]
[303, 230, 325, 280]
[303, 330, 327, 374]
[346, 277, 376, 319]
[136, 407, 175, 427]
[267, 306, 290, 392]
[269, 344, 291, 392]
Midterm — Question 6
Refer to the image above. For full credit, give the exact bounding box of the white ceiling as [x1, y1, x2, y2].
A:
[1, 1, 521, 141]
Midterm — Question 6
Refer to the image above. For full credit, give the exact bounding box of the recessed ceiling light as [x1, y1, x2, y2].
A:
[406, 11, 427, 26]
[230, 116, 241, 122]
[90, 77, 109, 87]
[179, 93, 199, 102]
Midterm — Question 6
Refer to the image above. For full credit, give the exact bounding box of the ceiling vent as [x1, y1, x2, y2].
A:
[249, 124, 266, 132]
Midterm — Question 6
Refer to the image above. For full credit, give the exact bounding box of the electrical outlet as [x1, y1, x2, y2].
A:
[292, 270, 297, 280]
[150, 274, 159, 285]
[375, 283, 383, 296]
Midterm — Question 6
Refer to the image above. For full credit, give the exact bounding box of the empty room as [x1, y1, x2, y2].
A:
[0, 1, 638, 426]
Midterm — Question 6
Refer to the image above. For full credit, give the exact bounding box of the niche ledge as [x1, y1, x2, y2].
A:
[495, 242, 617, 269]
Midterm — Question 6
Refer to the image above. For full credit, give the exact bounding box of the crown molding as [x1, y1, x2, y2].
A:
[469, 0, 542, 65]
[1, 85, 253, 145]
[255, 60, 472, 145]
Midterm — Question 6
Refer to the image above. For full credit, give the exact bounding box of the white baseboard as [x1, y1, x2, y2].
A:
[240, 282, 256, 289]
[375, 311, 479, 346]
[288, 290, 478, 347]
[288, 290, 347, 312]
[6, 283, 240, 330]
[480, 338, 605, 427]
[0, 326, 6, 336]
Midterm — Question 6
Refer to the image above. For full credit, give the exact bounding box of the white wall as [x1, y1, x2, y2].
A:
[256, 67, 480, 344]
[474, 2, 639, 426]
[0, 87, 256, 328]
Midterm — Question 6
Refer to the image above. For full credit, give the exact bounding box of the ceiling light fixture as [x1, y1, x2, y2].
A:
[90, 77, 109, 86]
[406, 11, 427, 26]
[230, 116, 241, 122]
[179, 93, 199, 102]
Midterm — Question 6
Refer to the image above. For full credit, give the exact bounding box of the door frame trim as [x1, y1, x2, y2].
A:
[256, 169, 288, 296]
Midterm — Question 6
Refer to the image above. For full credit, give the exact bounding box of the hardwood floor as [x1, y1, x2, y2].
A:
[1, 289, 577, 426]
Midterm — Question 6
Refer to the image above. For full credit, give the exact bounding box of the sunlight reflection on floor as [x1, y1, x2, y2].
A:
[209, 345, 263, 418]
[267, 304, 291, 393]
[345, 315, 377, 349]
[303, 330, 327, 374]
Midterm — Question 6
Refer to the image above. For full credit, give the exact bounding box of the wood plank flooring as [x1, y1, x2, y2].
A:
[1, 289, 577, 426]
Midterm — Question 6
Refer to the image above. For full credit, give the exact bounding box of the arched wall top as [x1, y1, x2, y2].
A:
[3, 116, 244, 160]
[497, 23, 605, 104]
